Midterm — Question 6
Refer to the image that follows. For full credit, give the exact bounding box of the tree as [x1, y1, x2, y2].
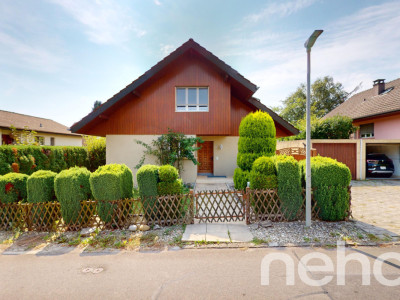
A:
[275, 76, 349, 124]
[135, 129, 203, 174]
[10, 125, 39, 145]
[92, 100, 102, 111]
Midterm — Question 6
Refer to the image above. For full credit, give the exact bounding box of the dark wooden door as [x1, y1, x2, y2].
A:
[198, 141, 214, 174]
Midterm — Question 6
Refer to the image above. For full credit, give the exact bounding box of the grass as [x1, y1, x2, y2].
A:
[367, 233, 380, 242]
[252, 237, 269, 245]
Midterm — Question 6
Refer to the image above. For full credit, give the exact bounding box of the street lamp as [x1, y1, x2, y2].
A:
[304, 29, 323, 227]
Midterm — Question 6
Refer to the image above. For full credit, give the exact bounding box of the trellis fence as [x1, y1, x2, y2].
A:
[0, 187, 351, 231]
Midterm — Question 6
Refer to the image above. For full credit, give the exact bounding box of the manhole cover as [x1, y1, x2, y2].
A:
[81, 267, 104, 274]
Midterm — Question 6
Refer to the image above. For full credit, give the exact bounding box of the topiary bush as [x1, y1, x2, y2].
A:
[0, 173, 28, 203]
[234, 110, 276, 189]
[27, 170, 59, 228]
[54, 167, 93, 226]
[90, 164, 134, 223]
[137, 165, 159, 221]
[275, 155, 302, 220]
[299, 156, 351, 221]
[249, 157, 277, 189]
[158, 165, 179, 183]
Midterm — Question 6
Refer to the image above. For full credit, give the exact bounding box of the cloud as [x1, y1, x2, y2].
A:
[154, 0, 162, 6]
[245, 0, 318, 23]
[160, 44, 175, 56]
[50, 0, 146, 45]
[229, 1, 400, 107]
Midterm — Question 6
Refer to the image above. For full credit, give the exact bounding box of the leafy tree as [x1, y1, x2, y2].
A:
[275, 76, 349, 124]
[9, 125, 39, 145]
[92, 100, 102, 111]
[135, 129, 203, 174]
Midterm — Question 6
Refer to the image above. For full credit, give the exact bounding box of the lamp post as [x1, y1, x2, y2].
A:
[304, 30, 323, 227]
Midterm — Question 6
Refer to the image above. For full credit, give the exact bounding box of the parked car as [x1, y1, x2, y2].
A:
[366, 153, 395, 177]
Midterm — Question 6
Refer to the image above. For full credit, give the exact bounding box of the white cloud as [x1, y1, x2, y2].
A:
[160, 44, 175, 56]
[245, 0, 318, 23]
[230, 1, 400, 108]
[154, 0, 162, 6]
[50, 0, 146, 45]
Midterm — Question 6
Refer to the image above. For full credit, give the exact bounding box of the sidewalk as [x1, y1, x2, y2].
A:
[182, 222, 253, 242]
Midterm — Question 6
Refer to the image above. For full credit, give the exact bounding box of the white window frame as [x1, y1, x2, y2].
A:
[175, 87, 209, 112]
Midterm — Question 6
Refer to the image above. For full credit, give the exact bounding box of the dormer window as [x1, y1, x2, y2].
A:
[176, 87, 209, 112]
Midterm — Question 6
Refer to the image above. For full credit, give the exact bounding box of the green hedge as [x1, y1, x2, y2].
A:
[54, 167, 93, 225]
[27, 170, 57, 203]
[137, 165, 159, 221]
[90, 164, 133, 223]
[158, 165, 179, 183]
[275, 155, 302, 220]
[299, 156, 351, 221]
[0, 145, 89, 175]
[0, 173, 28, 203]
[234, 111, 276, 189]
[233, 168, 249, 190]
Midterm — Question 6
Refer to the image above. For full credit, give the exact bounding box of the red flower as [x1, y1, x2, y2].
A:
[5, 182, 14, 193]
[80, 185, 83, 188]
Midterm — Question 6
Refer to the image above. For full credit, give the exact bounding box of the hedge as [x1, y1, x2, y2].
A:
[234, 110, 276, 189]
[27, 170, 57, 203]
[158, 165, 179, 183]
[137, 165, 159, 221]
[0, 173, 29, 203]
[0, 145, 89, 175]
[54, 167, 93, 225]
[275, 155, 302, 220]
[90, 164, 134, 223]
[299, 156, 351, 221]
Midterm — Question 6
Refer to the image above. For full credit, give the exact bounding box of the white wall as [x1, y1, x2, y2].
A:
[1, 128, 82, 146]
[106, 135, 198, 185]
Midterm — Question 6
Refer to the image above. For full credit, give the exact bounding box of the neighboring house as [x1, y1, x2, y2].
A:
[324, 78, 400, 178]
[0, 110, 83, 146]
[71, 39, 298, 183]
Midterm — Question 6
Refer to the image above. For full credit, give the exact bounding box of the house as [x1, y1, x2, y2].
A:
[0, 110, 82, 146]
[324, 78, 400, 178]
[71, 39, 298, 183]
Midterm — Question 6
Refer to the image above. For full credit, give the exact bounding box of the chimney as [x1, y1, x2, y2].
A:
[373, 79, 385, 95]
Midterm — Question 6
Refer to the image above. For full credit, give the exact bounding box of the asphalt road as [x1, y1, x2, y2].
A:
[1, 246, 400, 299]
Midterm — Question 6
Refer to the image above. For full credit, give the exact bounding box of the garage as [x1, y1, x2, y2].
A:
[366, 142, 400, 178]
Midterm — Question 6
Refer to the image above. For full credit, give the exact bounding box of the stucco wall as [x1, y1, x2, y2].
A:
[200, 136, 239, 177]
[106, 135, 197, 185]
[1, 128, 82, 146]
[373, 117, 400, 139]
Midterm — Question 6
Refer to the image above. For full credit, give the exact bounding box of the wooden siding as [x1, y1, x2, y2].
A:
[312, 143, 357, 179]
[80, 52, 231, 136]
[230, 97, 294, 137]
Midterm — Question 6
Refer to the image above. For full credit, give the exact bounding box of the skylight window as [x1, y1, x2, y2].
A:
[380, 87, 394, 95]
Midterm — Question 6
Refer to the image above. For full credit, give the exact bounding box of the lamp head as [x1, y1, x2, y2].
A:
[304, 30, 323, 51]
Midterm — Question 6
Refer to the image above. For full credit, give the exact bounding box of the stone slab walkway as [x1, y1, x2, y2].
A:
[351, 179, 400, 239]
[182, 223, 254, 242]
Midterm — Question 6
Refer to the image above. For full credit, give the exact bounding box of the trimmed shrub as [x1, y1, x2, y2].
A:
[27, 170, 57, 203]
[157, 179, 183, 196]
[299, 156, 351, 221]
[0, 173, 28, 203]
[0, 145, 91, 175]
[84, 136, 106, 172]
[275, 155, 302, 220]
[137, 165, 159, 221]
[90, 164, 134, 223]
[158, 165, 179, 183]
[27, 170, 59, 228]
[233, 168, 249, 190]
[234, 110, 276, 189]
[249, 173, 278, 189]
[54, 167, 93, 225]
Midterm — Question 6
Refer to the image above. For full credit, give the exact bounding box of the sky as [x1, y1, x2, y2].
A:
[1, 0, 399, 127]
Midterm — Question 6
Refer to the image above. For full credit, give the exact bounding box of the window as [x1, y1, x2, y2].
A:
[176, 87, 208, 112]
[35, 136, 45, 145]
[50, 137, 55, 146]
[360, 123, 374, 138]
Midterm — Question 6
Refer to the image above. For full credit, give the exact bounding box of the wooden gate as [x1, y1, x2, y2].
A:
[312, 143, 357, 179]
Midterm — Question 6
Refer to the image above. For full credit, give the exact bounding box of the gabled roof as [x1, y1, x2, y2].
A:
[0, 110, 79, 136]
[248, 98, 299, 135]
[71, 39, 259, 133]
[324, 78, 400, 120]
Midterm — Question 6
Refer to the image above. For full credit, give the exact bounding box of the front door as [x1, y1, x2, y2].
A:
[198, 141, 214, 174]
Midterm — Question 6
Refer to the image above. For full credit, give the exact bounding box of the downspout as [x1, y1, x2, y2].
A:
[359, 139, 363, 180]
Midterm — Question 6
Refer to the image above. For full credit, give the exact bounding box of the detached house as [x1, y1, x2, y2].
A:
[71, 39, 298, 183]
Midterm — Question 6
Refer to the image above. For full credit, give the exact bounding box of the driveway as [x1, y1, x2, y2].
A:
[351, 180, 400, 238]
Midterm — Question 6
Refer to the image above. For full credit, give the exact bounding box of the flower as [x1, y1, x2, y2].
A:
[5, 182, 14, 193]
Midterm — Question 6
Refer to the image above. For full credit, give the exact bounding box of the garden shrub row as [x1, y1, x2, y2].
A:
[0, 144, 106, 176]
